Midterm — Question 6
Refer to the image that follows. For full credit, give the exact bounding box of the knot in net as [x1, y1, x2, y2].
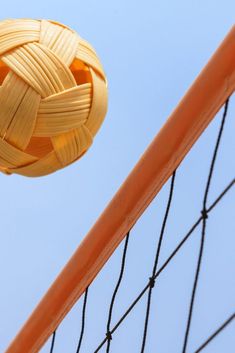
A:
[0, 19, 108, 177]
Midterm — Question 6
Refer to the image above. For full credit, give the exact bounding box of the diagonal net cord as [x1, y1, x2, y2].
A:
[181, 98, 230, 353]
[140, 171, 176, 353]
[193, 312, 235, 353]
[105, 232, 130, 352]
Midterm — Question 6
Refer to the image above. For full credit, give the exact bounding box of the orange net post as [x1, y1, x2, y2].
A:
[6, 25, 235, 353]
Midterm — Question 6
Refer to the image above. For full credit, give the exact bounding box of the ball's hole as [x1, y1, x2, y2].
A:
[0, 61, 10, 85]
[25, 137, 54, 158]
[70, 59, 92, 85]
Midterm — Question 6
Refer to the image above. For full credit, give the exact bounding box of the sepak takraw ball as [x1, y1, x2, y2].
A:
[0, 19, 108, 177]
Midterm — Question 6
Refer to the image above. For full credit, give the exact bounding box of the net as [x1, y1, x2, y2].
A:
[46, 100, 235, 353]
[48, 98, 234, 353]
[5, 26, 235, 353]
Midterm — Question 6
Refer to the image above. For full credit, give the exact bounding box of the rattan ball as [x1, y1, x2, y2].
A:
[0, 19, 108, 177]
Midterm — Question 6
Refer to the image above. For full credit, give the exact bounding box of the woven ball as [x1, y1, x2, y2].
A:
[0, 19, 108, 177]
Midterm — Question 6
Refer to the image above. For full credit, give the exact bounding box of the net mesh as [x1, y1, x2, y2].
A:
[45, 97, 234, 353]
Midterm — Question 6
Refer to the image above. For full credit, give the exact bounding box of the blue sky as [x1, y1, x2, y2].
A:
[0, 1, 234, 353]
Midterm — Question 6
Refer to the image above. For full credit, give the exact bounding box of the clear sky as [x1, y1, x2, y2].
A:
[0, 1, 234, 353]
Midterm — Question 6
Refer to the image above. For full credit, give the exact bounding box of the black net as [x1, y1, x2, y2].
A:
[45, 97, 234, 353]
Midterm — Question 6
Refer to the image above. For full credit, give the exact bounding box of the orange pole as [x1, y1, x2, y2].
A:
[6, 25, 235, 353]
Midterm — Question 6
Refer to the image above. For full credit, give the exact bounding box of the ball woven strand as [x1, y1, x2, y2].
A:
[0, 19, 108, 177]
